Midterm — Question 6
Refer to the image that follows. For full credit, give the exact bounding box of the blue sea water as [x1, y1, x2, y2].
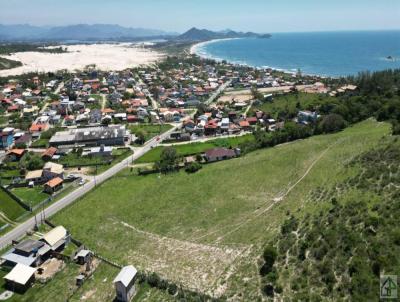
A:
[193, 31, 400, 77]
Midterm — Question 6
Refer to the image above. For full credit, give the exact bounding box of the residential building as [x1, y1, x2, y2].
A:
[204, 148, 237, 162]
[49, 125, 129, 147]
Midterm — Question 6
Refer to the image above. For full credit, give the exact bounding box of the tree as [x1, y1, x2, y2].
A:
[135, 129, 147, 145]
[157, 147, 178, 174]
[26, 154, 43, 171]
[185, 162, 202, 173]
[318, 113, 346, 134]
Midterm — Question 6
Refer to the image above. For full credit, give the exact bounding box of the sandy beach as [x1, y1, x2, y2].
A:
[0, 43, 164, 76]
[190, 38, 240, 57]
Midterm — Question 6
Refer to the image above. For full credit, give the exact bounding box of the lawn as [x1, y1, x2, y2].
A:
[250, 92, 338, 118]
[52, 119, 390, 299]
[0, 189, 26, 221]
[59, 153, 107, 167]
[135, 134, 254, 163]
[90, 148, 133, 175]
[69, 262, 119, 302]
[129, 123, 173, 142]
[59, 148, 132, 169]
[11, 186, 49, 207]
[30, 138, 49, 148]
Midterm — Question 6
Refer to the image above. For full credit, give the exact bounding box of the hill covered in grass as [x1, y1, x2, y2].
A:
[261, 137, 400, 300]
[52, 119, 391, 300]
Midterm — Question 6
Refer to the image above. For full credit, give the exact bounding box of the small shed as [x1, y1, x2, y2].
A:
[76, 274, 85, 286]
[4, 263, 36, 293]
[113, 265, 137, 302]
[74, 249, 92, 265]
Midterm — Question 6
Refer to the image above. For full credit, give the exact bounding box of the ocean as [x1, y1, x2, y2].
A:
[191, 31, 400, 77]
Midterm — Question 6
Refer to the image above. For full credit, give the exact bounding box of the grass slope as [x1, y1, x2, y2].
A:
[264, 137, 400, 301]
[0, 189, 26, 221]
[52, 119, 390, 299]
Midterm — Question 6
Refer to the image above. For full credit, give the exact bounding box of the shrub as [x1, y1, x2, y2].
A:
[185, 162, 202, 173]
[317, 113, 346, 133]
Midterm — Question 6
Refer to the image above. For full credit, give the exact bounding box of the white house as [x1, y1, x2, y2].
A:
[113, 265, 138, 302]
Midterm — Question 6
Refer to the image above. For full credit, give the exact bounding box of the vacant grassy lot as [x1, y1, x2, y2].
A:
[58, 148, 132, 169]
[53, 119, 390, 299]
[250, 92, 337, 118]
[11, 186, 49, 207]
[59, 152, 107, 167]
[129, 123, 173, 142]
[136, 134, 254, 163]
[0, 189, 26, 221]
[30, 138, 49, 148]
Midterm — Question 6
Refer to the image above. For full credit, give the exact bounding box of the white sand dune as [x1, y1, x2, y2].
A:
[0, 43, 164, 76]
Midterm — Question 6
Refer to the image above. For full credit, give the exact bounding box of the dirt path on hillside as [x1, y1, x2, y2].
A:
[211, 138, 345, 243]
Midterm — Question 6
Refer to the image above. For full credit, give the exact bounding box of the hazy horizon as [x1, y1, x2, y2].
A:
[1, 0, 399, 33]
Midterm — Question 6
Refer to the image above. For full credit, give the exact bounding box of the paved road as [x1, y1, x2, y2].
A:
[0, 80, 232, 248]
[205, 80, 232, 106]
[39, 81, 65, 114]
[136, 75, 158, 110]
[0, 124, 180, 249]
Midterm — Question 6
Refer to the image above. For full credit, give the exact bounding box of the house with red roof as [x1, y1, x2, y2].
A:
[204, 148, 237, 162]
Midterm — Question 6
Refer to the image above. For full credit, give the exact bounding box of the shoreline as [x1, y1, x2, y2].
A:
[190, 38, 319, 77]
[189, 38, 242, 55]
[189, 34, 400, 78]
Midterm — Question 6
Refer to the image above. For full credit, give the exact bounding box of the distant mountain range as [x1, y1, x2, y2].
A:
[0, 24, 178, 42]
[174, 27, 271, 42]
[0, 24, 270, 43]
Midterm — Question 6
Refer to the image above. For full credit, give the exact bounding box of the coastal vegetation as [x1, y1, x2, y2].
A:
[0, 57, 22, 70]
[0, 43, 66, 55]
[261, 137, 400, 300]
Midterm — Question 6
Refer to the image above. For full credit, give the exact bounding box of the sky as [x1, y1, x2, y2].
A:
[1, 0, 399, 33]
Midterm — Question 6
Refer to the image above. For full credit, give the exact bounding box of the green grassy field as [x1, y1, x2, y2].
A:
[30, 139, 49, 148]
[129, 123, 173, 142]
[11, 186, 49, 207]
[250, 92, 337, 118]
[135, 134, 254, 163]
[0, 189, 26, 221]
[52, 119, 390, 299]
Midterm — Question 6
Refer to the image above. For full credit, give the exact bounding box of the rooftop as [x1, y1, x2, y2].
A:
[4, 263, 36, 285]
[113, 265, 137, 287]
